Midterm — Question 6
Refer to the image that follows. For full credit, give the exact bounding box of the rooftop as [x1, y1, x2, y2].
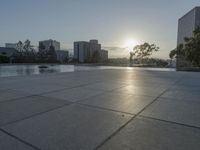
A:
[0, 69, 200, 150]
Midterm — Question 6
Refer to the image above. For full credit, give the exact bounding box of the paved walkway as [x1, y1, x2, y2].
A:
[0, 69, 200, 150]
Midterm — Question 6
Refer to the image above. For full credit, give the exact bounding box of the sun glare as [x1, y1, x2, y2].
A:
[124, 39, 139, 51]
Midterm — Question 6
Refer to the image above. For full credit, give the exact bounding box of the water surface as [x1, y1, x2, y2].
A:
[0, 64, 175, 77]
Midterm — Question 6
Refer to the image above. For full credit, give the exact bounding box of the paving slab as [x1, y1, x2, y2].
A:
[0, 68, 199, 150]
[42, 87, 105, 102]
[2, 104, 132, 150]
[82, 82, 127, 91]
[37, 77, 91, 88]
[161, 89, 200, 102]
[0, 96, 70, 126]
[176, 79, 200, 86]
[13, 84, 67, 95]
[141, 97, 200, 127]
[170, 84, 200, 92]
[112, 85, 166, 97]
[80, 93, 155, 114]
[0, 131, 35, 150]
[0, 89, 32, 102]
[0, 80, 28, 90]
[98, 117, 200, 150]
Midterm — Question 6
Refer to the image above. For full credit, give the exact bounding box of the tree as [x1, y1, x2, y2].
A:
[129, 52, 134, 63]
[169, 44, 184, 59]
[16, 41, 23, 53]
[0, 55, 9, 63]
[130, 42, 159, 64]
[23, 40, 30, 52]
[183, 27, 200, 66]
[14, 40, 36, 63]
[169, 26, 200, 67]
[169, 49, 176, 59]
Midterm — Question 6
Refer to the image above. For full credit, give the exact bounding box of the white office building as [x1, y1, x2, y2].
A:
[89, 40, 101, 57]
[39, 39, 60, 51]
[177, 7, 200, 68]
[74, 41, 90, 63]
[55, 50, 68, 63]
[100, 49, 108, 62]
[73, 40, 108, 63]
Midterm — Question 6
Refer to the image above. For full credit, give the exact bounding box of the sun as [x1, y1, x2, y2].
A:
[123, 39, 139, 51]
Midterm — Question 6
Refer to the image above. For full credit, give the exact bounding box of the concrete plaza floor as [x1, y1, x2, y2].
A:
[0, 68, 200, 150]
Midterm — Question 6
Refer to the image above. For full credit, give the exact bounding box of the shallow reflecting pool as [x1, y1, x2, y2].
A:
[0, 64, 175, 77]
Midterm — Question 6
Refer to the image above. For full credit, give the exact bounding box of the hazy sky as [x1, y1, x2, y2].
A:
[0, 0, 199, 58]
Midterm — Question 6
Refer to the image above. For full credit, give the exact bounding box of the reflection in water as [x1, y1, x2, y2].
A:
[0, 64, 175, 77]
[15, 65, 35, 76]
[0, 65, 73, 77]
[39, 68, 60, 74]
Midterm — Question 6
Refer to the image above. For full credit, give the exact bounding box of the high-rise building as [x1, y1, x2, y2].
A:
[55, 50, 69, 63]
[177, 7, 200, 68]
[100, 50, 108, 62]
[74, 41, 90, 63]
[73, 40, 107, 63]
[39, 39, 60, 51]
[89, 40, 101, 58]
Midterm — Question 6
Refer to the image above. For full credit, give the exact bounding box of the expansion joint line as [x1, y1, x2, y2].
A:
[95, 75, 185, 150]
[0, 128, 42, 150]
